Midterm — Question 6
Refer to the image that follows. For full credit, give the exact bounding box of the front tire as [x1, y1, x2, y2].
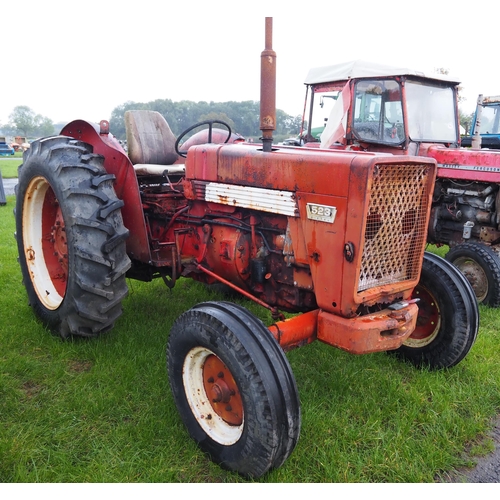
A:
[445, 242, 500, 307]
[391, 252, 479, 369]
[15, 136, 131, 338]
[167, 301, 301, 478]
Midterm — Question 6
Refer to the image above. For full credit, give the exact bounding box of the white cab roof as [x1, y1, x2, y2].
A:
[304, 60, 460, 85]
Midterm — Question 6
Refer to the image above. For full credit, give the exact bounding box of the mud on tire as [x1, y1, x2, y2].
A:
[15, 136, 131, 338]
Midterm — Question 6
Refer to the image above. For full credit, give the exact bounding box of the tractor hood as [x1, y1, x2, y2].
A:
[420, 143, 500, 182]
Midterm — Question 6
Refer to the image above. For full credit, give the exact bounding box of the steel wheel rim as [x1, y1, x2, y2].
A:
[452, 256, 488, 302]
[22, 176, 68, 309]
[405, 284, 441, 347]
[183, 347, 244, 445]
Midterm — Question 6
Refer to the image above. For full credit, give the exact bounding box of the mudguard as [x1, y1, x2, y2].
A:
[61, 119, 151, 263]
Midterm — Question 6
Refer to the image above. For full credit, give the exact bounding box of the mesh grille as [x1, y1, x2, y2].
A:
[358, 163, 432, 292]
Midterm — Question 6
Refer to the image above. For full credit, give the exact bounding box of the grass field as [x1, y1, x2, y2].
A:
[0, 152, 23, 179]
[1, 192, 500, 483]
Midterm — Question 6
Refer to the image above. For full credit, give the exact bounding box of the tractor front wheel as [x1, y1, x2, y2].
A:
[15, 136, 131, 338]
[167, 301, 301, 478]
[390, 252, 479, 369]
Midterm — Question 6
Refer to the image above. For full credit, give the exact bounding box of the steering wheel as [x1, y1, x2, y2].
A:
[175, 120, 232, 158]
[356, 126, 378, 140]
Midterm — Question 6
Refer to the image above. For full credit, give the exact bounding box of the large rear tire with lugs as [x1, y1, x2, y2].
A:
[390, 252, 479, 369]
[15, 136, 131, 339]
[167, 301, 301, 478]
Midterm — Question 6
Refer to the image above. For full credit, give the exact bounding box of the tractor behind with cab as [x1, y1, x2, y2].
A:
[301, 61, 500, 307]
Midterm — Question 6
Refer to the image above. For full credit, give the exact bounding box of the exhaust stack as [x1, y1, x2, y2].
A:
[260, 17, 276, 152]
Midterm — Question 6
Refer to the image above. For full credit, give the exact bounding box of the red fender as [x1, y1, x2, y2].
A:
[60, 119, 151, 263]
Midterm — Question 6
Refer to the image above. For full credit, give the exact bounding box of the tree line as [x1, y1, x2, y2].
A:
[1, 101, 303, 142]
[1, 105, 57, 138]
[109, 99, 303, 141]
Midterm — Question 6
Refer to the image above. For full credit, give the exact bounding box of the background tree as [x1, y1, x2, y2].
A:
[0, 121, 17, 136]
[36, 116, 56, 137]
[459, 110, 474, 135]
[198, 111, 235, 132]
[9, 106, 38, 137]
[8, 105, 55, 138]
[109, 99, 301, 142]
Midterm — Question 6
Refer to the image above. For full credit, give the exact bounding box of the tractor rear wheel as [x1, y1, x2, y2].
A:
[167, 301, 301, 478]
[15, 136, 131, 339]
[445, 242, 500, 307]
[390, 252, 479, 369]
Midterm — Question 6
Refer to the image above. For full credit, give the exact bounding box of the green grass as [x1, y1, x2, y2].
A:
[0, 152, 22, 179]
[1, 194, 500, 482]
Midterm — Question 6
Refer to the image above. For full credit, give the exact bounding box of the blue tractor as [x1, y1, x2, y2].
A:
[461, 95, 500, 149]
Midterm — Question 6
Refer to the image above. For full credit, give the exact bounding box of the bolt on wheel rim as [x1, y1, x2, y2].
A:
[183, 347, 244, 445]
[23, 176, 68, 309]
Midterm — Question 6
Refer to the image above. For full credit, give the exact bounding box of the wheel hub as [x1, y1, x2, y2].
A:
[453, 258, 488, 302]
[182, 346, 244, 446]
[203, 355, 243, 426]
[210, 379, 232, 404]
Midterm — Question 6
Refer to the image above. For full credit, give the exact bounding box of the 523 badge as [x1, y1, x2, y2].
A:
[306, 203, 337, 223]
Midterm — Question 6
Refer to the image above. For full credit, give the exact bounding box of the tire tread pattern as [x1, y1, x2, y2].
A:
[15, 136, 131, 338]
[167, 301, 301, 478]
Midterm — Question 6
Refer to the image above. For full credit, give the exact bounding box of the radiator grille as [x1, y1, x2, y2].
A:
[358, 163, 432, 292]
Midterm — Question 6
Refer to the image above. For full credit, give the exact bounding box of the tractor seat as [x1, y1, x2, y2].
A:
[124, 110, 185, 176]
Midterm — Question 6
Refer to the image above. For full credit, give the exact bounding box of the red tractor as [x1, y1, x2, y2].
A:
[14, 21, 478, 477]
[301, 61, 500, 306]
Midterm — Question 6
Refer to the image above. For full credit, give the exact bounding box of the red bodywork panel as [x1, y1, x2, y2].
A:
[419, 144, 500, 182]
[358, 143, 500, 181]
[184, 143, 435, 319]
[187, 143, 355, 192]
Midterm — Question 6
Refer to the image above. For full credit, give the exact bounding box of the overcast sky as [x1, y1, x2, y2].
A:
[2, 0, 498, 128]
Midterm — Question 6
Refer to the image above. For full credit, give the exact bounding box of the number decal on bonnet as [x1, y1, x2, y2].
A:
[306, 203, 337, 223]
